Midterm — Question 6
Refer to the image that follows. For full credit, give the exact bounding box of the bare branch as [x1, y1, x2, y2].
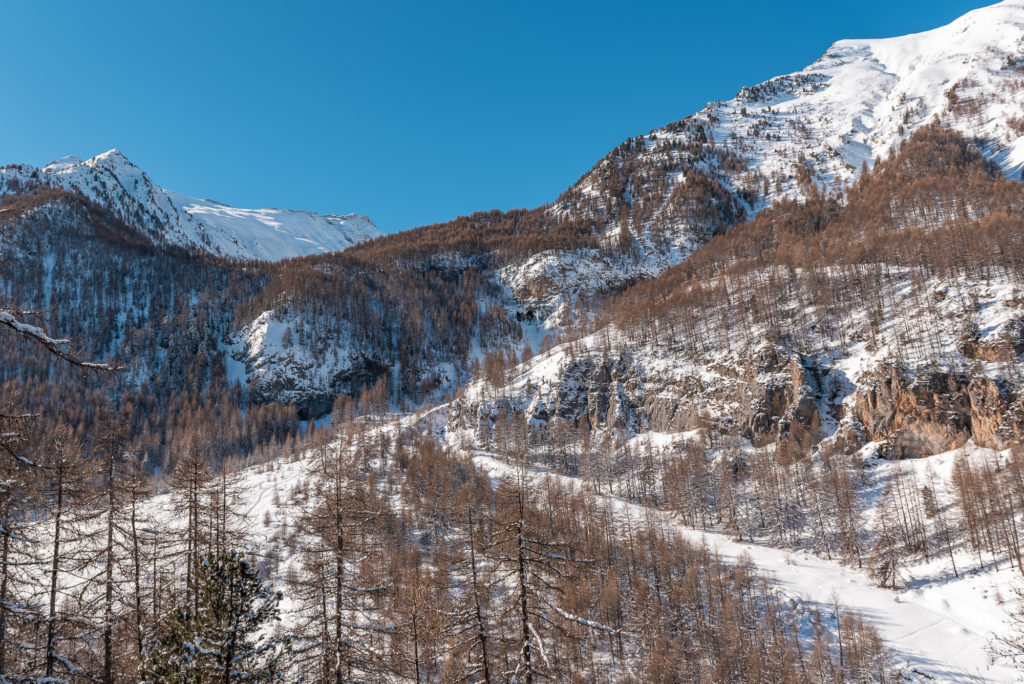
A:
[0, 309, 122, 371]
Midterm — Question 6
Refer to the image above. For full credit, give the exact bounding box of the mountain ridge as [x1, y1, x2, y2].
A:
[0, 148, 381, 261]
[337, 0, 1024, 328]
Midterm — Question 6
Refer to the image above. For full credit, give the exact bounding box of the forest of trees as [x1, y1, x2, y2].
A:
[468, 405, 1024, 595]
[611, 123, 1024, 358]
[7, 110, 1024, 680]
[0, 399, 894, 681]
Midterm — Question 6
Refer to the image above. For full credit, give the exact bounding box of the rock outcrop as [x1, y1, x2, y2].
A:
[453, 343, 1024, 461]
[852, 364, 1024, 458]
[452, 346, 827, 456]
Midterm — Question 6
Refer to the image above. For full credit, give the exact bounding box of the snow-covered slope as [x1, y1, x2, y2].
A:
[607, 0, 1024, 202]
[0, 149, 381, 261]
[508, 0, 1024, 320]
[462, 448, 1023, 683]
[711, 0, 1024, 191]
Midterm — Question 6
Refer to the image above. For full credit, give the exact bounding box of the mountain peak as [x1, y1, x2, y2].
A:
[539, 0, 1024, 322]
[85, 148, 138, 171]
[93, 148, 126, 160]
[1, 150, 381, 261]
[690, 0, 1024, 193]
[44, 149, 139, 176]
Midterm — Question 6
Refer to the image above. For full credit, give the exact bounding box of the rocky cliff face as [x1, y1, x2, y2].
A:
[747, 353, 824, 456]
[453, 332, 1024, 461]
[450, 343, 830, 457]
[852, 365, 1024, 458]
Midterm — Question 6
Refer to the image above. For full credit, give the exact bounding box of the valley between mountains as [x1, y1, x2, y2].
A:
[6, 1, 1024, 681]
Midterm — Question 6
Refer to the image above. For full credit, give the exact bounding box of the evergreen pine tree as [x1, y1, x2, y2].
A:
[142, 550, 290, 682]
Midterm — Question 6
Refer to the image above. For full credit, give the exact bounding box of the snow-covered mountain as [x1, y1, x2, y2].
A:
[0, 149, 381, 261]
[670, 0, 1024, 195]
[10, 6, 1024, 678]
[504, 0, 1024, 321]
[220, 0, 1024, 404]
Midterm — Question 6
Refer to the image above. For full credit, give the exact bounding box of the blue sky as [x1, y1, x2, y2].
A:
[1, 0, 991, 233]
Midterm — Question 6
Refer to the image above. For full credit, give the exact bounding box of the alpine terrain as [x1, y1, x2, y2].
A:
[1, 149, 381, 261]
[3, 1, 1024, 682]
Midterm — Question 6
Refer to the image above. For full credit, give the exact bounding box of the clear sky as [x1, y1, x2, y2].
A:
[1, 0, 994, 233]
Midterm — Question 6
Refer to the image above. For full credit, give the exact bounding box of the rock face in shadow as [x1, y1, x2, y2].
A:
[250, 354, 391, 421]
[852, 364, 1024, 458]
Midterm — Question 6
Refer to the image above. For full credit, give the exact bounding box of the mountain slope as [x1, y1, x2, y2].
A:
[452, 124, 1024, 451]
[439, 123, 1024, 680]
[0, 150, 381, 261]
[496, 0, 1024, 319]
[227, 1, 1024, 405]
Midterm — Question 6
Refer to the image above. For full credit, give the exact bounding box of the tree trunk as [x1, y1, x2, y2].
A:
[45, 461, 64, 680]
[131, 484, 145, 664]
[0, 500, 9, 675]
[468, 507, 491, 684]
[103, 449, 115, 684]
[516, 494, 533, 684]
[335, 520, 345, 684]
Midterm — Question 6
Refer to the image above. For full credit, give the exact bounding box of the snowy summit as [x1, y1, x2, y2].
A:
[2, 149, 381, 261]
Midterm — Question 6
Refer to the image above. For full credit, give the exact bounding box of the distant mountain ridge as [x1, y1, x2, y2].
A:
[0, 149, 381, 261]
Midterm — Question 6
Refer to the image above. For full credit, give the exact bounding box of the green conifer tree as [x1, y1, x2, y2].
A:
[142, 550, 290, 682]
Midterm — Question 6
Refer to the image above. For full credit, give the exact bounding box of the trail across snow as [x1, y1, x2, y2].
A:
[668, 527, 1014, 683]
[470, 454, 1021, 683]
